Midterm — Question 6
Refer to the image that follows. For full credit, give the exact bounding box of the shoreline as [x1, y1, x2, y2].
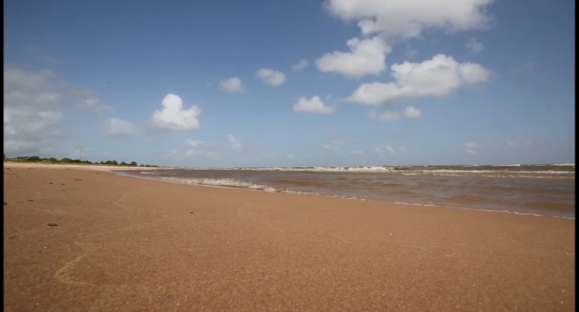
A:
[114, 169, 576, 221]
[4, 165, 575, 311]
[6, 162, 574, 220]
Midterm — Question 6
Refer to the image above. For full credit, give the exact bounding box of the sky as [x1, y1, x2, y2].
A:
[4, 0, 575, 167]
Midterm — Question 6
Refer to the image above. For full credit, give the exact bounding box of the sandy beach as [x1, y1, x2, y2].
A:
[3, 164, 575, 311]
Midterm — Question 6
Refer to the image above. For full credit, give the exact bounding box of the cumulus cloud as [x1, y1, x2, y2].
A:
[105, 118, 137, 136]
[325, 0, 494, 39]
[292, 59, 309, 72]
[349, 54, 492, 105]
[4, 67, 110, 154]
[316, 37, 391, 78]
[465, 38, 484, 53]
[219, 77, 245, 93]
[293, 96, 335, 114]
[227, 134, 242, 150]
[465, 141, 480, 155]
[256, 68, 286, 87]
[152, 93, 201, 131]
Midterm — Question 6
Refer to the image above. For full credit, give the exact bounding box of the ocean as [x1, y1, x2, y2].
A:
[120, 164, 575, 219]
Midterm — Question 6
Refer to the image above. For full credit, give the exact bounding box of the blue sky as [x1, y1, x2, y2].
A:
[4, 0, 575, 167]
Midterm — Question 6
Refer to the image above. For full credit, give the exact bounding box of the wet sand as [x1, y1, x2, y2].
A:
[3, 165, 575, 311]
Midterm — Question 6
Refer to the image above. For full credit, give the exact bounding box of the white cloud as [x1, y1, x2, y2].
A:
[293, 96, 335, 114]
[316, 36, 391, 78]
[152, 93, 201, 131]
[465, 141, 480, 155]
[404, 105, 422, 118]
[325, 0, 494, 39]
[349, 54, 492, 105]
[256, 68, 286, 87]
[4, 67, 110, 155]
[227, 134, 242, 150]
[292, 59, 309, 72]
[105, 118, 137, 136]
[465, 38, 485, 53]
[219, 77, 245, 93]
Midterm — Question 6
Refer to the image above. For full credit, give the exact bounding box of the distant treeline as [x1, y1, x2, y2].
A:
[5, 155, 158, 167]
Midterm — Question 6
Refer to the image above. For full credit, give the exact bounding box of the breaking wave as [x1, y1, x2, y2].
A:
[158, 177, 278, 192]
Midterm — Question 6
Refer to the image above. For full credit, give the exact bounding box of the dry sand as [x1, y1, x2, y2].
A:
[3, 165, 575, 311]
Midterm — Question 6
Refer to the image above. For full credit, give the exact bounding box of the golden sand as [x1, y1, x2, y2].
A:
[3, 165, 575, 311]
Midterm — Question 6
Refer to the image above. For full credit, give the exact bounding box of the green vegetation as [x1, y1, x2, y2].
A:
[5, 156, 158, 167]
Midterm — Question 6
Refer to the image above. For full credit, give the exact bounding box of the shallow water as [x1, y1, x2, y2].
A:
[121, 165, 575, 219]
